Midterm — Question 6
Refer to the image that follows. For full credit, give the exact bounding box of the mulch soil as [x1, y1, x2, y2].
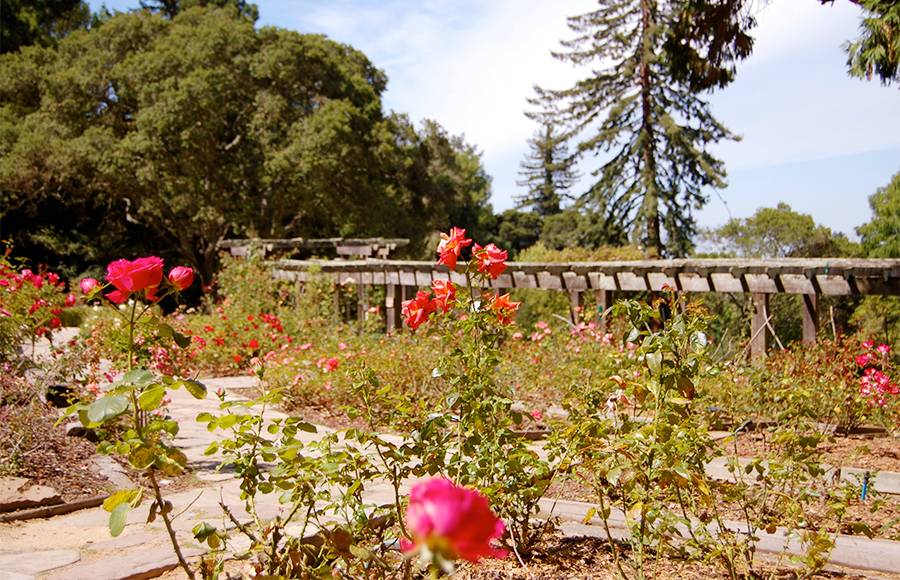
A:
[456, 533, 900, 579]
[724, 432, 900, 473]
[0, 375, 113, 503]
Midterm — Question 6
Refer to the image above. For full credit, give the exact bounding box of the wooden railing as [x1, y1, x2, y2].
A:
[269, 257, 900, 359]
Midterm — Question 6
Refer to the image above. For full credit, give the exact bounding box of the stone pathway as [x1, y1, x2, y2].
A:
[3, 373, 900, 579]
[0, 375, 309, 580]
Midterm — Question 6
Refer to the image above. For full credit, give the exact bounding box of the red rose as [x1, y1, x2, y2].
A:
[105, 257, 164, 303]
[431, 279, 456, 312]
[402, 291, 437, 330]
[473, 243, 508, 279]
[402, 478, 507, 563]
[488, 293, 520, 325]
[64, 293, 76, 307]
[436, 227, 472, 269]
[167, 266, 194, 291]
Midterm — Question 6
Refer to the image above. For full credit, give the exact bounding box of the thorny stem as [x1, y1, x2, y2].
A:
[149, 470, 195, 579]
[597, 488, 628, 579]
[126, 297, 193, 578]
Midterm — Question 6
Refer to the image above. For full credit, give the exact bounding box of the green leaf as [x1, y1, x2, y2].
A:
[646, 351, 662, 376]
[138, 386, 166, 411]
[349, 544, 373, 560]
[157, 323, 193, 349]
[103, 488, 142, 512]
[193, 522, 217, 542]
[87, 395, 129, 424]
[606, 466, 622, 486]
[196, 412, 215, 423]
[158, 448, 188, 476]
[109, 503, 130, 537]
[217, 414, 238, 429]
[121, 369, 155, 389]
[129, 446, 156, 470]
[173, 379, 206, 399]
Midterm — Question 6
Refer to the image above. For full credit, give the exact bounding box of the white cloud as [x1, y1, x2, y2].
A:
[709, 1, 900, 171]
[231, 0, 900, 217]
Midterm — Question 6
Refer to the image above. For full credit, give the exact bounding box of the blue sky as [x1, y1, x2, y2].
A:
[90, 0, 900, 237]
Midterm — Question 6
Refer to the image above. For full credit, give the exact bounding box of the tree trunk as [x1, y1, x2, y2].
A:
[639, 0, 662, 256]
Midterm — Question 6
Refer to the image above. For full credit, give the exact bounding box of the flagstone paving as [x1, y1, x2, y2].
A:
[3, 372, 900, 579]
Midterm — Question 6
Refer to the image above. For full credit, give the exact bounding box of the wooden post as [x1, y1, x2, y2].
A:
[333, 283, 341, 323]
[385, 284, 401, 333]
[594, 289, 613, 333]
[801, 293, 819, 345]
[569, 291, 583, 324]
[751, 292, 769, 363]
[356, 281, 368, 329]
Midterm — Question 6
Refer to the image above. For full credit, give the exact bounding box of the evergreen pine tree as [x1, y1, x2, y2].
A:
[516, 123, 578, 216]
[534, 0, 736, 256]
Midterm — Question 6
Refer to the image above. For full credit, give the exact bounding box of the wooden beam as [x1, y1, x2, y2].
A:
[801, 294, 819, 345]
[751, 293, 769, 363]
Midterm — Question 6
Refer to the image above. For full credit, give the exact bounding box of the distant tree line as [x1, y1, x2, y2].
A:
[1, 0, 896, 279]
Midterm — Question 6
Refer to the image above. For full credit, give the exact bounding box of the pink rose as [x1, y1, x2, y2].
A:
[863, 340, 875, 350]
[105, 257, 164, 303]
[167, 266, 194, 291]
[80, 277, 99, 295]
[402, 478, 507, 563]
[856, 354, 872, 367]
[877, 344, 891, 355]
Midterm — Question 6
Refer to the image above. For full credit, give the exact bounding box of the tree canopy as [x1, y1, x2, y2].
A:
[0, 0, 92, 54]
[0, 6, 490, 279]
[704, 202, 857, 258]
[858, 172, 900, 258]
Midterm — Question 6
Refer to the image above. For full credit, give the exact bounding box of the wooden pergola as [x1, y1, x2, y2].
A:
[271, 257, 900, 359]
[218, 238, 409, 259]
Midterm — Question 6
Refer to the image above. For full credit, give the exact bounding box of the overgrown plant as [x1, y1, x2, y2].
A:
[0, 246, 79, 363]
[194, 360, 410, 578]
[64, 258, 203, 579]
[561, 292, 720, 579]
[402, 228, 560, 559]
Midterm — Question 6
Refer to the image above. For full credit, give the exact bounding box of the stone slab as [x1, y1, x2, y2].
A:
[0, 479, 62, 513]
[0, 549, 80, 575]
[44, 547, 204, 580]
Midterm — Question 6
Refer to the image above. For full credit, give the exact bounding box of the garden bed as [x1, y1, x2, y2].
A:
[725, 432, 900, 473]
[0, 375, 113, 505]
[456, 533, 897, 579]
